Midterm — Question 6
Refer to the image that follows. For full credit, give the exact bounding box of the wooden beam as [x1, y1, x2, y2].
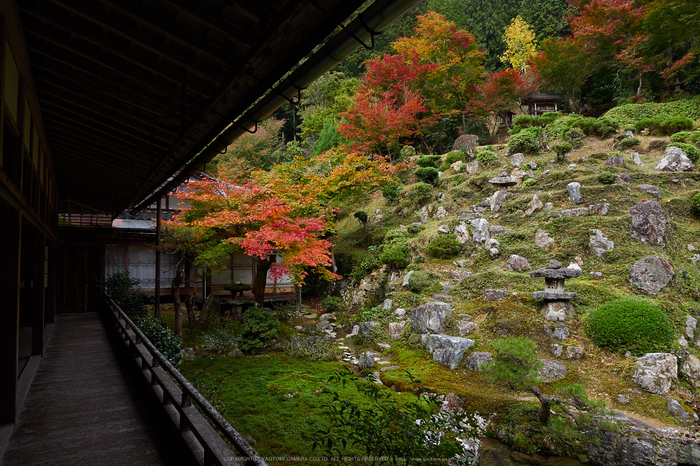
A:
[22, 16, 222, 93]
[0, 206, 21, 423]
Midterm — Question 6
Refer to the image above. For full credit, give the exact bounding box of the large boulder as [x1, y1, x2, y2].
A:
[654, 146, 695, 172]
[540, 359, 568, 382]
[426, 334, 475, 369]
[410, 302, 452, 334]
[632, 353, 677, 395]
[629, 256, 674, 295]
[629, 200, 670, 246]
[525, 193, 543, 216]
[454, 222, 471, 243]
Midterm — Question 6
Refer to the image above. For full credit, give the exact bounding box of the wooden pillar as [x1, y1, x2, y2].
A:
[32, 232, 45, 355]
[45, 241, 56, 324]
[0, 207, 21, 423]
[154, 197, 161, 319]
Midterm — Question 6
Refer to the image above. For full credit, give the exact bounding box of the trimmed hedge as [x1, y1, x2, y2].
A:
[414, 167, 439, 185]
[603, 97, 700, 128]
[508, 127, 543, 154]
[584, 299, 673, 355]
[425, 234, 461, 259]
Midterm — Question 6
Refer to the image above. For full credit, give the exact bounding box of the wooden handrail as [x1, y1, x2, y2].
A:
[104, 296, 269, 466]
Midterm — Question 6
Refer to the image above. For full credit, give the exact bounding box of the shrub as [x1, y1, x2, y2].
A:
[407, 270, 438, 294]
[407, 224, 421, 235]
[384, 228, 409, 245]
[603, 97, 700, 128]
[648, 139, 668, 151]
[593, 117, 618, 139]
[380, 244, 411, 269]
[508, 126, 543, 154]
[618, 137, 640, 149]
[414, 167, 439, 185]
[539, 111, 561, 126]
[321, 296, 347, 313]
[381, 183, 402, 204]
[282, 335, 340, 361]
[425, 234, 461, 259]
[659, 116, 694, 135]
[399, 145, 416, 159]
[409, 182, 433, 202]
[669, 131, 698, 144]
[668, 142, 700, 162]
[105, 271, 153, 317]
[512, 114, 541, 129]
[692, 192, 700, 216]
[584, 299, 673, 355]
[564, 128, 584, 148]
[597, 172, 616, 185]
[635, 117, 662, 134]
[238, 307, 279, 354]
[552, 141, 573, 162]
[476, 147, 498, 165]
[134, 315, 183, 367]
[415, 155, 442, 168]
[522, 178, 537, 187]
[445, 151, 465, 164]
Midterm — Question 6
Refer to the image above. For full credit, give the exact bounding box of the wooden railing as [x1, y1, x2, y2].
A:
[104, 296, 268, 466]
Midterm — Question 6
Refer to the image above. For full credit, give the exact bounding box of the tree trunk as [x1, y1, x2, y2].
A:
[530, 386, 551, 425]
[171, 259, 184, 337]
[184, 258, 195, 327]
[252, 256, 274, 308]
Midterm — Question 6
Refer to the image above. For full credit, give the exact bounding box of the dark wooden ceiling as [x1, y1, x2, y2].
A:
[18, 0, 365, 215]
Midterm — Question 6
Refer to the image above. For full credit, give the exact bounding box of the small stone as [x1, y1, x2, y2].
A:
[606, 155, 625, 167]
[535, 229, 555, 250]
[465, 160, 480, 175]
[510, 152, 526, 166]
[454, 223, 470, 243]
[410, 302, 453, 334]
[394, 308, 406, 318]
[686, 315, 697, 339]
[540, 360, 568, 382]
[589, 229, 614, 258]
[618, 395, 630, 404]
[483, 289, 509, 302]
[589, 271, 602, 278]
[626, 130, 634, 138]
[565, 346, 584, 359]
[681, 354, 700, 387]
[546, 309, 567, 321]
[383, 299, 393, 311]
[567, 164, 577, 170]
[451, 160, 463, 172]
[388, 322, 407, 341]
[490, 190, 507, 212]
[544, 202, 553, 211]
[616, 172, 630, 184]
[449, 270, 472, 281]
[678, 336, 688, 347]
[525, 194, 543, 216]
[485, 238, 500, 258]
[438, 224, 451, 234]
[489, 225, 510, 236]
[506, 254, 531, 271]
[548, 259, 562, 269]
[436, 206, 448, 220]
[551, 344, 563, 357]
[588, 203, 609, 216]
[690, 254, 700, 265]
[371, 209, 383, 224]
[567, 182, 582, 204]
[381, 365, 400, 372]
[638, 184, 661, 198]
[358, 321, 379, 337]
[426, 334, 475, 369]
[528, 161, 538, 169]
[453, 259, 471, 268]
[547, 207, 589, 218]
[545, 323, 569, 340]
[456, 321, 477, 336]
[632, 152, 642, 165]
[402, 270, 414, 287]
[465, 352, 493, 371]
[688, 244, 696, 251]
[432, 294, 452, 302]
[667, 398, 691, 420]
[358, 352, 375, 370]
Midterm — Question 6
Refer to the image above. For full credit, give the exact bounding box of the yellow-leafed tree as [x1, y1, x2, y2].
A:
[501, 16, 538, 72]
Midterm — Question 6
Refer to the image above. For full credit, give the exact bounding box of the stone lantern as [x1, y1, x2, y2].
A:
[488, 172, 518, 191]
[530, 260, 581, 320]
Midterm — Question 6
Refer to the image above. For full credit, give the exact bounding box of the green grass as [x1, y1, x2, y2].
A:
[181, 354, 434, 463]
